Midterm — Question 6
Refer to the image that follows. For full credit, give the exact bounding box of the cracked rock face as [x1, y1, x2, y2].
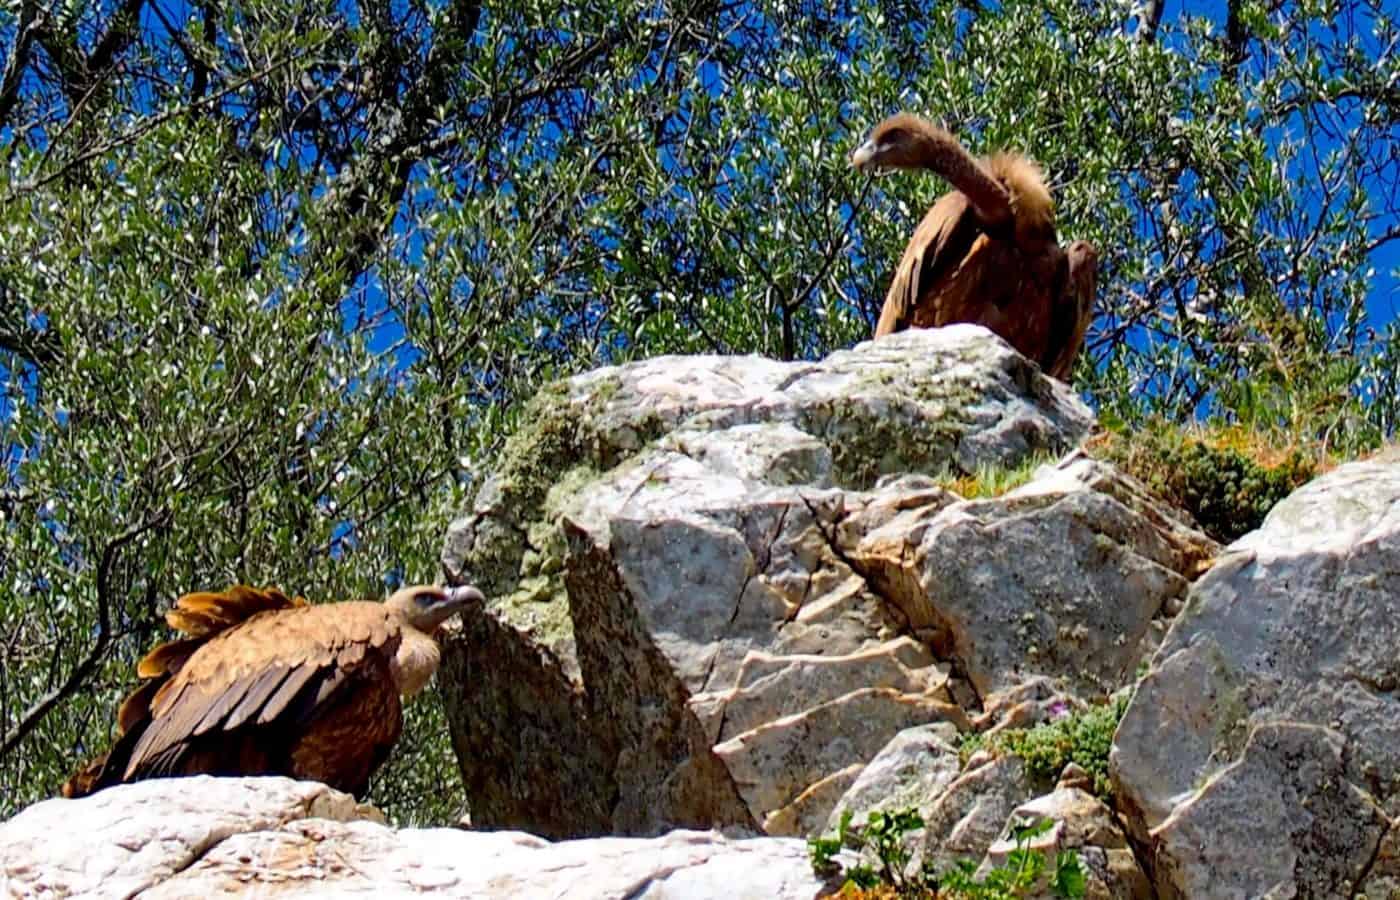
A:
[1112, 456, 1400, 898]
[439, 327, 1214, 839]
[0, 777, 837, 899]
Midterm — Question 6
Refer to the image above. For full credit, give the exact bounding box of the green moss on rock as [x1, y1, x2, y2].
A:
[1095, 422, 1316, 543]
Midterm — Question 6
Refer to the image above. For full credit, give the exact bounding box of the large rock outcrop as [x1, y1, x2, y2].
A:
[9, 328, 1400, 899]
[0, 777, 835, 899]
[438, 326, 1215, 839]
[1112, 454, 1400, 898]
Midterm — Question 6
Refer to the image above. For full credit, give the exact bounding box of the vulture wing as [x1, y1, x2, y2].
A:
[1041, 240, 1099, 380]
[63, 586, 303, 798]
[120, 600, 405, 796]
[874, 191, 984, 338]
[66, 588, 409, 799]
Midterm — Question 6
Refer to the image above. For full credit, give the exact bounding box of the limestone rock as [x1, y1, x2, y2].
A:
[439, 328, 1107, 838]
[0, 777, 379, 899]
[916, 755, 1038, 876]
[0, 777, 841, 900]
[435, 328, 1223, 840]
[823, 722, 965, 833]
[1111, 456, 1400, 897]
[849, 452, 1216, 699]
[1357, 824, 1400, 900]
[1152, 722, 1385, 899]
[812, 740, 1036, 891]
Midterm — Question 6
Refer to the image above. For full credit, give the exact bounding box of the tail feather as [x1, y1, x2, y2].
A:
[61, 754, 107, 798]
[116, 678, 164, 735]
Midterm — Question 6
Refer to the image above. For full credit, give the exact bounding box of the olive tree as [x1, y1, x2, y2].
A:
[1, 0, 1395, 822]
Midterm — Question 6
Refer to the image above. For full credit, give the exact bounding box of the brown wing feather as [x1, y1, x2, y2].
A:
[117, 601, 402, 791]
[254, 663, 323, 727]
[116, 678, 163, 735]
[1042, 241, 1098, 380]
[64, 588, 394, 798]
[873, 197, 1070, 373]
[222, 666, 293, 731]
[164, 586, 301, 637]
[288, 651, 403, 797]
[135, 637, 204, 679]
[874, 192, 982, 337]
[971, 239, 1064, 364]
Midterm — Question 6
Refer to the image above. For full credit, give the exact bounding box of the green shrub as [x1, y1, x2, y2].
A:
[1093, 422, 1317, 543]
[810, 809, 1086, 899]
[960, 695, 1128, 800]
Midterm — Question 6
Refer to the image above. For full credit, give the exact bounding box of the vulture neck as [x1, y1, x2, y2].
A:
[902, 128, 1014, 235]
[391, 625, 441, 698]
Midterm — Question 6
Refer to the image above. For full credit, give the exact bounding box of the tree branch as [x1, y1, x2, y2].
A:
[32, 0, 147, 108]
[0, 282, 62, 367]
[1134, 0, 1164, 44]
[0, 1, 44, 128]
[0, 511, 168, 761]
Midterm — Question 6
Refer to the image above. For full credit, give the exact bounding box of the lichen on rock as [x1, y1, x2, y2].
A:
[436, 327, 1218, 842]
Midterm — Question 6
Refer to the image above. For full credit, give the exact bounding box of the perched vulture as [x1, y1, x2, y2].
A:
[62, 582, 484, 799]
[851, 112, 1099, 381]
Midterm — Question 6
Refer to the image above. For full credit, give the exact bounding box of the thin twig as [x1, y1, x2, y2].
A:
[0, 511, 169, 761]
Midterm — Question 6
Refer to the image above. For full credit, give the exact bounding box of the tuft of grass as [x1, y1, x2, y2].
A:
[938, 452, 1058, 500]
[810, 809, 1086, 899]
[1090, 419, 1320, 543]
[959, 695, 1128, 800]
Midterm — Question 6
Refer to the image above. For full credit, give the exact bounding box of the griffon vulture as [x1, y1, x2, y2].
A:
[62, 582, 484, 799]
[851, 112, 1099, 381]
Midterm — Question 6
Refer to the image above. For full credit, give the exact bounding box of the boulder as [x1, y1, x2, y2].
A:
[0, 777, 836, 899]
[439, 327, 1214, 839]
[849, 454, 1215, 700]
[1112, 456, 1400, 897]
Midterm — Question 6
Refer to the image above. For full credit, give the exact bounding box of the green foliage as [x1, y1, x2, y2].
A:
[810, 810, 1087, 899]
[808, 811, 850, 874]
[938, 819, 1086, 900]
[961, 696, 1129, 800]
[1150, 439, 1314, 543]
[1094, 422, 1318, 542]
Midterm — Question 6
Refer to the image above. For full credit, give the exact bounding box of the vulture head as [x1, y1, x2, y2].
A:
[851, 111, 974, 174]
[849, 112, 931, 174]
[386, 583, 485, 634]
[849, 112, 1028, 238]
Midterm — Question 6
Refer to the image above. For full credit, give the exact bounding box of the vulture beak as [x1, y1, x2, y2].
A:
[422, 583, 485, 633]
[438, 583, 485, 617]
[851, 137, 899, 177]
[389, 582, 486, 632]
[850, 138, 879, 172]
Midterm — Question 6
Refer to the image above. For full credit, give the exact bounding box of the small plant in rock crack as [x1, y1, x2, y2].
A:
[937, 818, 1087, 899]
[958, 694, 1129, 800]
[809, 810, 1087, 899]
